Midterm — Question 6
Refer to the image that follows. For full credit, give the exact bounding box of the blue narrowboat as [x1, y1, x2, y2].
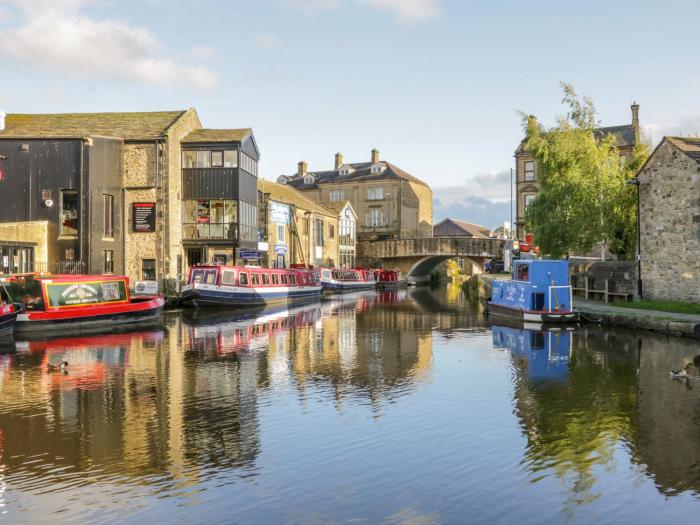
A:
[181, 265, 322, 307]
[487, 259, 579, 323]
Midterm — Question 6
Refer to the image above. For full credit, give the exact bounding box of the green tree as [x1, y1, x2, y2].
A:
[522, 83, 649, 259]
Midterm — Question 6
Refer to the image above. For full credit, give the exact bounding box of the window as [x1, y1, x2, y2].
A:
[315, 219, 324, 247]
[103, 194, 114, 237]
[262, 274, 270, 285]
[367, 187, 384, 200]
[211, 151, 224, 168]
[251, 274, 260, 286]
[330, 189, 345, 202]
[339, 168, 350, 176]
[524, 161, 535, 181]
[525, 194, 536, 209]
[60, 190, 79, 236]
[103, 250, 114, 273]
[183, 150, 196, 168]
[240, 272, 248, 285]
[222, 270, 236, 285]
[142, 259, 156, 280]
[196, 150, 210, 168]
[281, 274, 288, 284]
[224, 150, 238, 168]
[371, 163, 384, 174]
[366, 208, 385, 227]
[289, 274, 296, 285]
[240, 152, 258, 175]
[277, 223, 286, 243]
[272, 274, 279, 285]
[329, 225, 335, 239]
[304, 174, 315, 185]
[182, 200, 238, 240]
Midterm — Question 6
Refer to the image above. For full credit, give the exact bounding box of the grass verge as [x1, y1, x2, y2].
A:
[616, 301, 700, 315]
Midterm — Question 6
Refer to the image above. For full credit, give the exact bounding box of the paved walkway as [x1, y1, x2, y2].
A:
[575, 298, 700, 323]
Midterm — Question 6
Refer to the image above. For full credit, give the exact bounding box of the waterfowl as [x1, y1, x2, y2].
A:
[670, 363, 692, 379]
[47, 361, 68, 371]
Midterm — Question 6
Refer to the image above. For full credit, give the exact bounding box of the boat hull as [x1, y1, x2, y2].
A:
[486, 301, 579, 324]
[14, 296, 165, 332]
[321, 280, 376, 293]
[181, 283, 322, 307]
[376, 280, 408, 289]
[0, 305, 18, 337]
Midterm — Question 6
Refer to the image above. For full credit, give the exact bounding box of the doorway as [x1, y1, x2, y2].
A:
[186, 247, 204, 268]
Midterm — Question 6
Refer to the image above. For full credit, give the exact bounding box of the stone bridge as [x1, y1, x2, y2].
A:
[357, 237, 505, 283]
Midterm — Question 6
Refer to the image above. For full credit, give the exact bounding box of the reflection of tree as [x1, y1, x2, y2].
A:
[512, 327, 639, 517]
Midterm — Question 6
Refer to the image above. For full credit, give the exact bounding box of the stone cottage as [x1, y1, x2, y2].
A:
[637, 136, 700, 301]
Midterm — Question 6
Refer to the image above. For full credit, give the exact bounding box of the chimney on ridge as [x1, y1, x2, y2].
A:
[631, 102, 640, 145]
[371, 148, 380, 164]
[298, 160, 308, 177]
[335, 152, 343, 170]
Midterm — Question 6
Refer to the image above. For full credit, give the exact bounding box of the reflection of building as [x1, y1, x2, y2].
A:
[514, 104, 640, 239]
[0, 111, 258, 281]
[278, 149, 432, 241]
[258, 179, 350, 268]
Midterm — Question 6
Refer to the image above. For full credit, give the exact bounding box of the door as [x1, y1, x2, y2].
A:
[186, 247, 204, 269]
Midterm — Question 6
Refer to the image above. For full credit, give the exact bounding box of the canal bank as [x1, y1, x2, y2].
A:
[470, 274, 700, 340]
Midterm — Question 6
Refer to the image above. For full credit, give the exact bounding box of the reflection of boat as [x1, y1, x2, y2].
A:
[486, 260, 579, 323]
[186, 301, 323, 356]
[491, 324, 572, 381]
[320, 268, 376, 292]
[4, 274, 164, 332]
[181, 265, 322, 307]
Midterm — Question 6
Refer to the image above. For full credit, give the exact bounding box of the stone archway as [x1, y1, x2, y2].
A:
[406, 255, 485, 283]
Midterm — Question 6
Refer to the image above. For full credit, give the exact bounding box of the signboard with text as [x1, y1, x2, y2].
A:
[270, 202, 290, 224]
[132, 202, 156, 232]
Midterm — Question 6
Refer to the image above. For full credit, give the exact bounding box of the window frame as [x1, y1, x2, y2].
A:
[367, 187, 384, 201]
[524, 160, 535, 181]
[103, 249, 114, 273]
[211, 150, 224, 168]
[60, 189, 79, 237]
[103, 194, 114, 238]
[142, 259, 156, 280]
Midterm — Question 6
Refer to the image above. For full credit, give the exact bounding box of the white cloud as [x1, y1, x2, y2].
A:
[359, 0, 441, 23]
[645, 118, 700, 145]
[255, 34, 281, 48]
[0, 1, 218, 91]
[279, 0, 441, 23]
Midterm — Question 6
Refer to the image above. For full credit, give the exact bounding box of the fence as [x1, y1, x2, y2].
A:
[34, 260, 87, 275]
[569, 260, 637, 303]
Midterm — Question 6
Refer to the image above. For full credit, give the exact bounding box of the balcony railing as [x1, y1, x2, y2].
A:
[183, 223, 238, 240]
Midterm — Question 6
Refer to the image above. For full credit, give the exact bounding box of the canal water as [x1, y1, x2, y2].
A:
[1, 284, 699, 524]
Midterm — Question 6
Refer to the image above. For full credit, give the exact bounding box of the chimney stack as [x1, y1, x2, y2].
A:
[631, 102, 640, 145]
[335, 152, 343, 170]
[371, 148, 380, 164]
[298, 160, 308, 177]
[0, 111, 5, 131]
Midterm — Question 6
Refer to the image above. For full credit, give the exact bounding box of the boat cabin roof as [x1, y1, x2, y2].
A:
[2, 273, 129, 283]
[512, 259, 569, 286]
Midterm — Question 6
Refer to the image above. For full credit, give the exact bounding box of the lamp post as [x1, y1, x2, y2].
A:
[626, 178, 642, 299]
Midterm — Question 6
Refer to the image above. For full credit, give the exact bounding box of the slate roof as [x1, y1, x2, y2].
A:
[666, 137, 700, 164]
[433, 218, 493, 238]
[0, 111, 189, 140]
[181, 128, 252, 143]
[516, 123, 637, 154]
[258, 179, 336, 218]
[283, 160, 429, 190]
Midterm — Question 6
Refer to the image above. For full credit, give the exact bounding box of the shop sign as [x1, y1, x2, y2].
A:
[239, 250, 261, 260]
[134, 280, 159, 294]
[133, 202, 156, 232]
[274, 243, 288, 255]
[271, 202, 290, 224]
[46, 280, 127, 307]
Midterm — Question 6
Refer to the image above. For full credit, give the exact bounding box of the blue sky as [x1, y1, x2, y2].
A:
[1, 0, 699, 227]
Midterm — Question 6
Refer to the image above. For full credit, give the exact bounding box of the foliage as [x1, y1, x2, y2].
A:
[522, 83, 649, 259]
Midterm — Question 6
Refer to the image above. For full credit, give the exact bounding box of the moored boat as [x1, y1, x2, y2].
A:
[486, 259, 579, 324]
[180, 265, 322, 307]
[3, 274, 165, 332]
[373, 269, 408, 289]
[320, 268, 376, 293]
[0, 303, 20, 337]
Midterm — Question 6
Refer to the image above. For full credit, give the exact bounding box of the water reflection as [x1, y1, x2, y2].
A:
[0, 288, 699, 522]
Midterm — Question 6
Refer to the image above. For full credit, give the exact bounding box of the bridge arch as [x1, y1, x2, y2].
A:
[407, 256, 485, 282]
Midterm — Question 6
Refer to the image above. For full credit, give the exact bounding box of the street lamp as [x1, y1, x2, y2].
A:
[625, 178, 642, 299]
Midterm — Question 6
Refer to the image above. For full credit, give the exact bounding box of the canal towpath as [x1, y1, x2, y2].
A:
[474, 274, 700, 339]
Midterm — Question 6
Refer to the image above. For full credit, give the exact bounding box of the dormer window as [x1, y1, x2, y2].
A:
[339, 167, 350, 176]
[304, 174, 315, 184]
[370, 163, 384, 174]
[277, 175, 289, 185]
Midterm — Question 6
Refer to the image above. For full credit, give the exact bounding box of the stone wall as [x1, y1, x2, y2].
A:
[569, 260, 637, 301]
[639, 140, 700, 301]
[0, 221, 54, 267]
[408, 181, 433, 238]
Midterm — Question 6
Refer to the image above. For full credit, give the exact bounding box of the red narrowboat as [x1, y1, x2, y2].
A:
[373, 269, 408, 289]
[3, 274, 165, 333]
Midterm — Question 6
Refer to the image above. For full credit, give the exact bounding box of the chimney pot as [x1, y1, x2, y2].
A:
[631, 102, 640, 144]
[298, 160, 308, 177]
[335, 152, 343, 170]
[371, 148, 380, 164]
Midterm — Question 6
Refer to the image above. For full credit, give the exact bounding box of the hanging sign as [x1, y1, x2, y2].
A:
[133, 202, 156, 232]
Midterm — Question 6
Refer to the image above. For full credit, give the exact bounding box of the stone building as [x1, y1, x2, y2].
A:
[433, 218, 493, 238]
[514, 103, 641, 239]
[637, 136, 700, 301]
[278, 149, 432, 242]
[258, 179, 349, 268]
[0, 110, 259, 284]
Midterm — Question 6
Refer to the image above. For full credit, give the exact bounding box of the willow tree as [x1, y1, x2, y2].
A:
[523, 83, 648, 259]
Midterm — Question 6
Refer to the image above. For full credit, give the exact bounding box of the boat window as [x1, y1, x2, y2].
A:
[332, 271, 339, 279]
[272, 274, 279, 285]
[221, 270, 236, 285]
[516, 264, 529, 282]
[322, 270, 331, 278]
[191, 269, 205, 284]
[262, 274, 270, 285]
[289, 274, 296, 285]
[239, 272, 248, 286]
[204, 270, 218, 284]
[251, 274, 260, 286]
